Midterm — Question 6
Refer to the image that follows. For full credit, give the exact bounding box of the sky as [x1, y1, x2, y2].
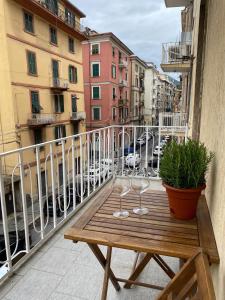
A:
[72, 0, 182, 69]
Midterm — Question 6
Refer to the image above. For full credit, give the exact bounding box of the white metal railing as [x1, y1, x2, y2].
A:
[159, 112, 187, 127]
[70, 112, 86, 121]
[0, 125, 188, 282]
[27, 113, 57, 126]
[162, 42, 192, 65]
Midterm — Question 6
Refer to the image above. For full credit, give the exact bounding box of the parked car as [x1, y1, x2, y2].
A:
[153, 146, 163, 156]
[125, 153, 141, 167]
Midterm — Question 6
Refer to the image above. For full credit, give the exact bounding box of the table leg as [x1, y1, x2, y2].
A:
[88, 244, 120, 292]
[153, 255, 175, 279]
[124, 253, 153, 289]
[101, 246, 112, 300]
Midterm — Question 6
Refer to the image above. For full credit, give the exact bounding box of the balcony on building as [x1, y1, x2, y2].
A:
[119, 80, 128, 88]
[139, 86, 145, 93]
[14, 0, 86, 40]
[27, 113, 57, 127]
[118, 60, 128, 69]
[118, 99, 128, 107]
[161, 41, 192, 73]
[51, 78, 69, 91]
[164, 0, 192, 7]
[70, 111, 86, 122]
[139, 72, 145, 79]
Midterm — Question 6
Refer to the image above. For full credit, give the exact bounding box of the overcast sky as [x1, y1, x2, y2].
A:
[72, 0, 182, 69]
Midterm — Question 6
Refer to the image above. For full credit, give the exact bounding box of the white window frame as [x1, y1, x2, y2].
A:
[92, 85, 101, 99]
[112, 64, 116, 79]
[91, 43, 100, 55]
[92, 106, 101, 121]
[91, 62, 100, 77]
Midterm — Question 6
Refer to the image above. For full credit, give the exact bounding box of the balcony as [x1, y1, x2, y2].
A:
[118, 99, 128, 107]
[70, 111, 86, 122]
[51, 78, 69, 91]
[161, 42, 192, 72]
[139, 86, 145, 93]
[164, 0, 192, 7]
[27, 113, 57, 127]
[119, 80, 128, 88]
[118, 60, 128, 69]
[139, 72, 145, 79]
[14, 0, 86, 41]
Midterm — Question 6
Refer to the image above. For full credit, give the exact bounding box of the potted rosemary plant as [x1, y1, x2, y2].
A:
[159, 139, 213, 220]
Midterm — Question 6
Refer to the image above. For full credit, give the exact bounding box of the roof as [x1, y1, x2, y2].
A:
[62, 0, 86, 18]
[87, 32, 134, 55]
[130, 55, 148, 68]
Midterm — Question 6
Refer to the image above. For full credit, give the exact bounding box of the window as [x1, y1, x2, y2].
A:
[112, 107, 116, 121]
[111, 65, 116, 79]
[92, 107, 101, 121]
[92, 86, 100, 99]
[34, 128, 43, 145]
[135, 64, 138, 72]
[112, 47, 115, 57]
[125, 73, 128, 81]
[65, 8, 75, 27]
[55, 125, 66, 145]
[69, 65, 77, 83]
[112, 87, 116, 99]
[91, 62, 100, 77]
[54, 94, 64, 113]
[46, 0, 58, 15]
[68, 37, 75, 53]
[50, 26, 57, 45]
[119, 51, 122, 62]
[24, 11, 34, 33]
[27, 51, 37, 75]
[31, 91, 41, 113]
[71, 95, 77, 112]
[73, 123, 79, 135]
[91, 44, 100, 55]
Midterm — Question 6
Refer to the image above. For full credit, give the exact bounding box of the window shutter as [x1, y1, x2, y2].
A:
[93, 87, 99, 99]
[75, 67, 78, 83]
[62, 125, 66, 138]
[54, 95, 59, 112]
[93, 64, 99, 77]
[55, 126, 58, 139]
[31, 92, 40, 113]
[72, 96, 77, 112]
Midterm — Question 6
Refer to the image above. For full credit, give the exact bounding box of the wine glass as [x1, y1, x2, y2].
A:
[131, 170, 150, 215]
[112, 172, 130, 219]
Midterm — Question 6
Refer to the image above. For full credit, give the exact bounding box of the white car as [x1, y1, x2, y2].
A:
[125, 153, 141, 167]
[153, 146, 163, 156]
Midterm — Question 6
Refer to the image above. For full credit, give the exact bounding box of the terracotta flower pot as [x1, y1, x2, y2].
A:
[163, 183, 206, 220]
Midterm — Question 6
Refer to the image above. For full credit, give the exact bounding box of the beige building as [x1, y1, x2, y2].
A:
[130, 56, 147, 126]
[0, 0, 86, 200]
[164, 0, 225, 298]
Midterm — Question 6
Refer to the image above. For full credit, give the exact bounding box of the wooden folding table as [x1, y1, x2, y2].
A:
[64, 189, 219, 300]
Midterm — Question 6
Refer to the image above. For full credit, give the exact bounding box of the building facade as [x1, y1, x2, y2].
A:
[164, 0, 225, 298]
[82, 31, 133, 130]
[129, 56, 147, 126]
[0, 0, 86, 203]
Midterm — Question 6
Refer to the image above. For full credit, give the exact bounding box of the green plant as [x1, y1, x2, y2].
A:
[159, 139, 214, 189]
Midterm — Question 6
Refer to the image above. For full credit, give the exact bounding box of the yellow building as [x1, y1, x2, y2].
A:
[0, 0, 86, 201]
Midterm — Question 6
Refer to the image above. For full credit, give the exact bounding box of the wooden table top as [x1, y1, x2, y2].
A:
[65, 188, 219, 263]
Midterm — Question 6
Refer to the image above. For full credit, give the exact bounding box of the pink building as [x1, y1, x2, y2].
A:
[82, 32, 133, 130]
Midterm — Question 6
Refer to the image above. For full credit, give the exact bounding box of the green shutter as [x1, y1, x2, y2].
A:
[27, 52, 37, 75]
[31, 92, 40, 113]
[75, 67, 77, 83]
[72, 96, 77, 112]
[93, 108, 100, 120]
[92, 64, 99, 77]
[93, 87, 100, 99]
[54, 95, 59, 112]
[52, 60, 59, 79]
[24, 12, 34, 33]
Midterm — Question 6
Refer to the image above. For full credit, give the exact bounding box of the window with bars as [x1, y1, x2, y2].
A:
[92, 86, 100, 99]
[69, 65, 77, 83]
[31, 91, 41, 113]
[91, 44, 100, 55]
[68, 37, 75, 53]
[27, 51, 37, 75]
[92, 107, 101, 121]
[92, 63, 100, 77]
[50, 26, 57, 45]
[54, 94, 64, 113]
[111, 65, 116, 79]
[24, 11, 34, 33]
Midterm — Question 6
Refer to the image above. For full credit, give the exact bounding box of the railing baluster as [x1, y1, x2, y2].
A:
[98, 131, 101, 187]
[36, 146, 45, 239]
[122, 127, 125, 176]
[62, 140, 67, 219]
[0, 158, 12, 270]
[50, 143, 57, 227]
[157, 126, 161, 178]
[79, 135, 84, 202]
[107, 128, 110, 179]
[87, 133, 90, 196]
[145, 127, 149, 170]
[72, 138, 76, 210]
[18, 152, 30, 253]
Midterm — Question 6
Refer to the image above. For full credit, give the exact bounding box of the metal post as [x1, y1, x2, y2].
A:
[50, 143, 57, 227]
[36, 147, 45, 239]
